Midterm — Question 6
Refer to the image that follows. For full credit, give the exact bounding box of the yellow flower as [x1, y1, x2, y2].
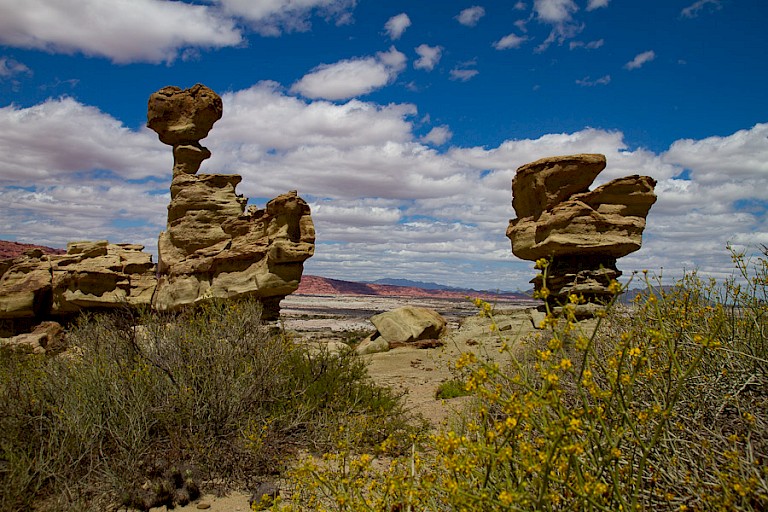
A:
[498, 490, 514, 506]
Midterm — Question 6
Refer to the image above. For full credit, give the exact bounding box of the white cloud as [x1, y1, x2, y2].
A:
[514, 2, 527, 10]
[384, 13, 411, 40]
[533, 0, 578, 23]
[450, 61, 479, 81]
[664, 124, 768, 183]
[624, 50, 656, 70]
[570, 38, 604, 50]
[576, 74, 611, 86]
[209, 81, 416, 152]
[532, 0, 583, 52]
[0, 98, 166, 183]
[456, 6, 485, 27]
[0, 0, 243, 63]
[493, 33, 528, 50]
[681, 0, 722, 18]
[414, 44, 442, 71]
[586, 0, 610, 10]
[420, 126, 453, 146]
[290, 47, 407, 100]
[215, 0, 355, 35]
[0, 56, 31, 78]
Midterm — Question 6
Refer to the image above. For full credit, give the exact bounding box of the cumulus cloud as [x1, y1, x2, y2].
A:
[624, 50, 656, 70]
[0, 0, 242, 63]
[493, 33, 528, 50]
[215, 0, 356, 35]
[586, 0, 610, 10]
[384, 13, 411, 40]
[681, 0, 722, 18]
[533, 0, 578, 23]
[0, 98, 166, 183]
[414, 44, 442, 71]
[420, 126, 453, 146]
[456, 6, 485, 27]
[576, 75, 611, 86]
[450, 61, 479, 81]
[0, 56, 31, 78]
[290, 47, 407, 100]
[532, 0, 583, 52]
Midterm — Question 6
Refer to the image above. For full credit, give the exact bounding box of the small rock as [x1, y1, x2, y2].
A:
[355, 336, 390, 355]
[196, 503, 211, 509]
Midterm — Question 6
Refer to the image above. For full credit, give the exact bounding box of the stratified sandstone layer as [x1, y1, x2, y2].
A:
[0, 241, 155, 335]
[507, 154, 656, 316]
[148, 84, 315, 319]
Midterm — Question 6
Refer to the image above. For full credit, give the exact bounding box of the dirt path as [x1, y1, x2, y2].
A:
[147, 302, 538, 512]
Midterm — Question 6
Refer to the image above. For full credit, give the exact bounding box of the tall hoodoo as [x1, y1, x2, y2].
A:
[507, 154, 656, 317]
[147, 84, 315, 320]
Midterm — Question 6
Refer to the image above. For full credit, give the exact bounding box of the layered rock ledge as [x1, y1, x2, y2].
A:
[507, 154, 656, 316]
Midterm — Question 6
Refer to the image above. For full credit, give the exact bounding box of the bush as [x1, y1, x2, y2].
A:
[0, 298, 412, 511]
[282, 249, 768, 511]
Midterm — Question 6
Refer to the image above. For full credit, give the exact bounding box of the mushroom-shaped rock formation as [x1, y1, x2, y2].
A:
[148, 84, 315, 319]
[507, 154, 656, 317]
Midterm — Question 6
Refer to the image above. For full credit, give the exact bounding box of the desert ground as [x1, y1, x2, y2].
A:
[146, 293, 538, 512]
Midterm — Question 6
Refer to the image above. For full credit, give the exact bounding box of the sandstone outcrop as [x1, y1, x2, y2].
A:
[369, 306, 447, 346]
[507, 154, 656, 317]
[0, 241, 156, 337]
[0, 321, 64, 354]
[148, 84, 315, 319]
[0, 84, 315, 336]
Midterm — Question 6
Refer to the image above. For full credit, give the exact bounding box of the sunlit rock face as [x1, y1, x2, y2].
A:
[148, 84, 315, 319]
[0, 84, 315, 336]
[507, 154, 656, 317]
[0, 241, 156, 335]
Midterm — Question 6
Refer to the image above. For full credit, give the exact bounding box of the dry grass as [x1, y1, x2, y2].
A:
[0, 298, 414, 511]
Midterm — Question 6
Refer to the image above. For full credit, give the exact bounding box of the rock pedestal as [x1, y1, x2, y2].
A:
[507, 154, 656, 317]
[148, 84, 315, 319]
[0, 83, 315, 339]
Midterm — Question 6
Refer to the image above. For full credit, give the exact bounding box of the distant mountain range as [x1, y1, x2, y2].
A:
[297, 275, 531, 301]
[0, 240, 65, 260]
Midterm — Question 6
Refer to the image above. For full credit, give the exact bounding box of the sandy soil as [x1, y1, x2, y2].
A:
[145, 295, 539, 512]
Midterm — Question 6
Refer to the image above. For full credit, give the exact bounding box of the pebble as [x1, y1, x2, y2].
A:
[196, 503, 211, 510]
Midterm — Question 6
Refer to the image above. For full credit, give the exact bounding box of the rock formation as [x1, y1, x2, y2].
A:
[148, 84, 315, 319]
[0, 83, 315, 338]
[370, 306, 447, 345]
[0, 241, 155, 337]
[507, 154, 656, 317]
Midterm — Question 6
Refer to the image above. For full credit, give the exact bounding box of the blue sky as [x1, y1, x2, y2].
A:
[1, 0, 767, 291]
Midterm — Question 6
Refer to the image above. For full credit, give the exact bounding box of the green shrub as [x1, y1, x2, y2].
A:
[282, 249, 768, 511]
[0, 298, 412, 511]
[436, 379, 473, 400]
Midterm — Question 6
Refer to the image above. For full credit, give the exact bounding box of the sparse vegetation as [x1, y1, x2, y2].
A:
[0, 298, 414, 511]
[279, 248, 768, 511]
[436, 379, 473, 400]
